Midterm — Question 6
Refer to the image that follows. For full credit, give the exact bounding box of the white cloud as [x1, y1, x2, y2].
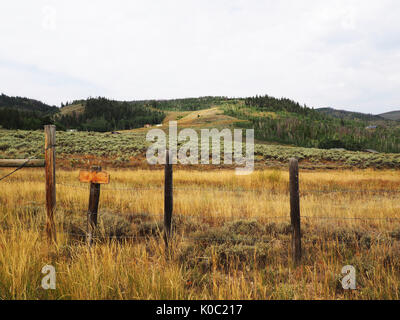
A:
[0, 0, 399, 113]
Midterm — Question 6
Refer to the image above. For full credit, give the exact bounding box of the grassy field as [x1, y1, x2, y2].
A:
[0, 167, 400, 299]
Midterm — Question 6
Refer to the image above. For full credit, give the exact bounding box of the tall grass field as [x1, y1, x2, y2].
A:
[0, 168, 399, 299]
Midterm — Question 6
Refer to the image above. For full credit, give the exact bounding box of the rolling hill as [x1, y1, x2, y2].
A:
[2, 92, 400, 153]
[379, 110, 400, 121]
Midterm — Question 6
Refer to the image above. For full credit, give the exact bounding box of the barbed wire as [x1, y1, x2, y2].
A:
[0, 130, 44, 182]
[55, 182, 400, 195]
[60, 210, 290, 221]
[301, 216, 400, 221]
[56, 230, 398, 245]
[301, 189, 400, 195]
[59, 230, 155, 240]
[18, 202, 400, 222]
[0, 223, 389, 242]
[56, 183, 90, 190]
[45, 144, 57, 151]
[1, 166, 395, 195]
[6, 209, 400, 245]
[0, 157, 35, 182]
[187, 237, 395, 244]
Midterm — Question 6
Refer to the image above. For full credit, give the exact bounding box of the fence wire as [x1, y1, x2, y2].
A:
[55, 230, 398, 246]
[55, 182, 400, 196]
[18, 202, 400, 222]
[11, 204, 400, 248]
[3, 161, 400, 246]
[0, 157, 36, 182]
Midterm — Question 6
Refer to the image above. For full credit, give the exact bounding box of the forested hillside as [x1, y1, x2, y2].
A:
[56, 96, 229, 130]
[57, 97, 165, 131]
[225, 95, 400, 153]
[0, 93, 58, 130]
[2, 92, 400, 154]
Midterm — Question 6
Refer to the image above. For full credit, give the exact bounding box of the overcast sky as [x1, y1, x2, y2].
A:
[0, 1, 399, 114]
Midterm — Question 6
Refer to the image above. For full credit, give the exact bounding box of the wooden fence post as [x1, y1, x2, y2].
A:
[164, 150, 173, 248]
[87, 166, 102, 246]
[289, 158, 301, 266]
[44, 125, 56, 244]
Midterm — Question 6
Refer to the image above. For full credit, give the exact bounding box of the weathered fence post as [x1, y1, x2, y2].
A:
[289, 158, 301, 265]
[78, 167, 110, 246]
[44, 125, 57, 244]
[164, 150, 173, 248]
[87, 166, 102, 246]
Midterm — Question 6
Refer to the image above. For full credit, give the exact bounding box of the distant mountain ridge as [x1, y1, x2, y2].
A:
[316, 107, 385, 121]
[379, 110, 400, 121]
[316, 106, 400, 122]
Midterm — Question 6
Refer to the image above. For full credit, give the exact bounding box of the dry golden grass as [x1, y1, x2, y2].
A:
[0, 167, 400, 299]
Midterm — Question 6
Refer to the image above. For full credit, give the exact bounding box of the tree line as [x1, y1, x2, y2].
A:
[57, 97, 165, 131]
[0, 94, 58, 130]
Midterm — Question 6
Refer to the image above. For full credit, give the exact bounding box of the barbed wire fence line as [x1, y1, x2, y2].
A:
[17, 211, 400, 235]
[45, 227, 400, 245]
[8, 175, 400, 221]
[55, 181, 400, 194]
[17, 201, 400, 223]
[17, 195, 400, 253]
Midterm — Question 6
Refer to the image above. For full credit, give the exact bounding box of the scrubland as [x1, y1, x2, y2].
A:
[2, 129, 400, 169]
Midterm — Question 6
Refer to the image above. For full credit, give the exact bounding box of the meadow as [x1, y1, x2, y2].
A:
[1, 167, 400, 299]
